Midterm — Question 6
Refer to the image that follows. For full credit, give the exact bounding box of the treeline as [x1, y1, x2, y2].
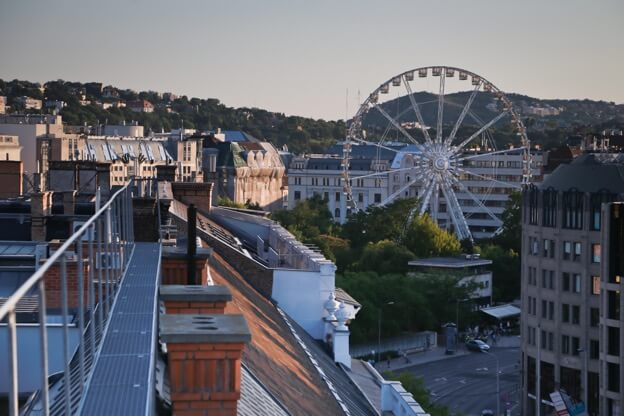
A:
[270, 194, 521, 344]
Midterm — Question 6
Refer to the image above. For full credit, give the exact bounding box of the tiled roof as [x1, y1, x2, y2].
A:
[239, 365, 290, 416]
[209, 253, 375, 416]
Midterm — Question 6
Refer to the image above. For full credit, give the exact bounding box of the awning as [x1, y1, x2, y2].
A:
[480, 304, 521, 320]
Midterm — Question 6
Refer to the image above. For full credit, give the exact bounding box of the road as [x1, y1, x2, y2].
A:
[404, 346, 521, 416]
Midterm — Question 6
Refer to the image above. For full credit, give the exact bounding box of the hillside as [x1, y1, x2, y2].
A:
[1, 78, 622, 153]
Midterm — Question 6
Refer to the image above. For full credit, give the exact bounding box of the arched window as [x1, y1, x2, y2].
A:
[542, 187, 558, 227]
[525, 185, 539, 225]
[334, 208, 341, 218]
[589, 190, 614, 231]
[562, 188, 584, 230]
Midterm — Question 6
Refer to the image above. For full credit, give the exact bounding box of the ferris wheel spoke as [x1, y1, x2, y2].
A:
[445, 81, 481, 147]
[439, 179, 471, 241]
[402, 75, 433, 144]
[456, 167, 522, 190]
[436, 71, 446, 143]
[418, 176, 436, 217]
[372, 103, 426, 152]
[430, 180, 441, 223]
[453, 111, 509, 152]
[456, 146, 527, 162]
[351, 165, 424, 181]
[380, 171, 426, 206]
[452, 178, 503, 225]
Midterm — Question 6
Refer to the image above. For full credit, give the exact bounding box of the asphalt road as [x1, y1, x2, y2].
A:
[404, 346, 521, 416]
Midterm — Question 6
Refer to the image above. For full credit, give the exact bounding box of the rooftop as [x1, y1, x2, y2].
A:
[408, 255, 492, 269]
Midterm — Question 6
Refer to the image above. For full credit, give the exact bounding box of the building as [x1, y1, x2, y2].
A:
[0, 96, 6, 114]
[287, 143, 396, 223]
[408, 255, 493, 309]
[0, 135, 21, 161]
[37, 135, 203, 189]
[521, 153, 624, 416]
[44, 100, 66, 112]
[203, 131, 286, 211]
[127, 99, 154, 113]
[0, 114, 64, 188]
[288, 143, 546, 238]
[102, 122, 144, 137]
[15, 96, 42, 110]
[0, 177, 430, 416]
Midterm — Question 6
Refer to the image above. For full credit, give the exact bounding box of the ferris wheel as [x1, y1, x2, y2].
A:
[342, 66, 531, 241]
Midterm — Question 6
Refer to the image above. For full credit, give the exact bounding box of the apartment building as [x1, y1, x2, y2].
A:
[521, 153, 624, 416]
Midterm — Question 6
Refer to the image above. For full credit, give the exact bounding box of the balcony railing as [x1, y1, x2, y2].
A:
[0, 181, 135, 416]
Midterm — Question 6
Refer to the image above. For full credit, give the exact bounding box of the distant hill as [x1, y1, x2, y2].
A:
[1, 78, 622, 153]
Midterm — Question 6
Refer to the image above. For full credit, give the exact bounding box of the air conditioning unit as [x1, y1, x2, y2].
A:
[96, 252, 121, 270]
[73, 221, 95, 241]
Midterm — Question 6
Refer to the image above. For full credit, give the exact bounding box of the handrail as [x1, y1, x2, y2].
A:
[0, 182, 132, 321]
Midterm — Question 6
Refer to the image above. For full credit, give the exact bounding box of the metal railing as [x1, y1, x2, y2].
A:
[0, 180, 135, 416]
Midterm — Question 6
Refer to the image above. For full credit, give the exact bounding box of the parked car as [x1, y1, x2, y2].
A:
[466, 339, 491, 352]
[481, 410, 494, 416]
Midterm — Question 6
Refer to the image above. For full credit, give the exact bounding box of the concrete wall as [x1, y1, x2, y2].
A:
[272, 268, 335, 340]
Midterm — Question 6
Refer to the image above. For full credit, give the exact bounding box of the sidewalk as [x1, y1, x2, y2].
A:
[374, 335, 521, 373]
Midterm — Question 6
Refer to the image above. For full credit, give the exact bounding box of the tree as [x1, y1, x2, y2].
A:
[493, 190, 522, 252]
[479, 244, 520, 302]
[355, 240, 415, 275]
[403, 215, 461, 258]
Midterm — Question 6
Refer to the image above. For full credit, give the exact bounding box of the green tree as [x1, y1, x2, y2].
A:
[403, 215, 461, 258]
[356, 240, 415, 275]
[479, 244, 520, 302]
[493, 190, 522, 252]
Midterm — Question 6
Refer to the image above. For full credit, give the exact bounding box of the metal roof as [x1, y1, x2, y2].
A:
[408, 256, 493, 269]
[0, 241, 41, 257]
[540, 153, 624, 193]
[480, 304, 521, 320]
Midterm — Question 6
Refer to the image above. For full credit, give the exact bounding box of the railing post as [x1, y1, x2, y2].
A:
[97, 216, 104, 327]
[77, 239, 86, 388]
[38, 279, 50, 416]
[88, 223, 96, 372]
[8, 310, 19, 416]
[105, 207, 112, 314]
[60, 255, 71, 416]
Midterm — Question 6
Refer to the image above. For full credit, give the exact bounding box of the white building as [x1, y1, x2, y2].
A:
[288, 143, 546, 238]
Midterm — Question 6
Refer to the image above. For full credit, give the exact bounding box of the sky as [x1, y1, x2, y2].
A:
[1, 0, 622, 120]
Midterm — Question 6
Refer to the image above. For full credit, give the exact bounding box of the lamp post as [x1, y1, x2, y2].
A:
[377, 301, 395, 363]
[484, 350, 500, 416]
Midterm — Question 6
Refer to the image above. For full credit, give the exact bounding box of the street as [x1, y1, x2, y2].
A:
[404, 346, 521, 416]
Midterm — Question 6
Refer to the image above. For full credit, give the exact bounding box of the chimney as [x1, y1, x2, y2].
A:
[187, 204, 197, 285]
[171, 183, 213, 214]
[62, 190, 77, 215]
[31, 191, 53, 241]
[332, 302, 351, 369]
[161, 245, 212, 286]
[160, 285, 231, 315]
[160, 314, 251, 416]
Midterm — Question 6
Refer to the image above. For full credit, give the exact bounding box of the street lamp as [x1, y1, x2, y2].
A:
[483, 350, 500, 416]
[377, 301, 395, 363]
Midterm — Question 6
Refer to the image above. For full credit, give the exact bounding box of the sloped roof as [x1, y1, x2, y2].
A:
[209, 253, 376, 416]
[540, 153, 624, 193]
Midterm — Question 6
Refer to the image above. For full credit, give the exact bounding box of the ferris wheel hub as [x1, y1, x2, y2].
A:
[433, 156, 450, 172]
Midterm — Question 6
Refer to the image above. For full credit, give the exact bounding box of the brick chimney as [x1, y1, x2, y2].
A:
[161, 246, 212, 285]
[160, 285, 231, 315]
[160, 314, 251, 416]
[31, 191, 53, 241]
[62, 190, 77, 215]
[42, 252, 98, 311]
[171, 182, 213, 215]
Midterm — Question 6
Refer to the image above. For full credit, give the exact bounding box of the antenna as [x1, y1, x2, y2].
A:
[345, 88, 349, 123]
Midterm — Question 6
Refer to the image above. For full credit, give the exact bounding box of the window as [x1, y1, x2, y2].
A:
[608, 290, 620, 320]
[573, 274, 581, 293]
[548, 332, 554, 351]
[562, 304, 570, 323]
[543, 239, 555, 258]
[608, 327, 620, 356]
[563, 189, 584, 229]
[574, 242, 582, 261]
[542, 300, 548, 319]
[572, 305, 580, 325]
[590, 307, 600, 327]
[590, 339, 599, 360]
[334, 208, 340, 218]
[562, 272, 571, 292]
[335, 192, 340, 202]
[541, 330, 547, 349]
[592, 276, 600, 295]
[572, 337, 580, 356]
[562, 335, 570, 354]
[541, 270, 548, 288]
[358, 193, 363, 203]
[549, 301, 554, 320]
[549, 270, 554, 289]
[527, 185, 539, 225]
[542, 188, 558, 227]
[294, 191, 301, 200]
[590, 190, 613, 231]
[529, 237, 539, 255]
[374, 193, 381, 203]
[563, 241, 571, 260]
[591, 244, 601, 263]
[323, 192, 329, 201]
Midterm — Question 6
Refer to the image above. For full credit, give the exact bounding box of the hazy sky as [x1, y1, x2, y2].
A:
[1, 0, 622, 120]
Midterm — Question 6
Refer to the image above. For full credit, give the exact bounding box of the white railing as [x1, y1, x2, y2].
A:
[0, 181, 136, 416]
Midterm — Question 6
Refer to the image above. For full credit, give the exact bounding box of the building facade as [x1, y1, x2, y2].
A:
[521, 154, 624, 416]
